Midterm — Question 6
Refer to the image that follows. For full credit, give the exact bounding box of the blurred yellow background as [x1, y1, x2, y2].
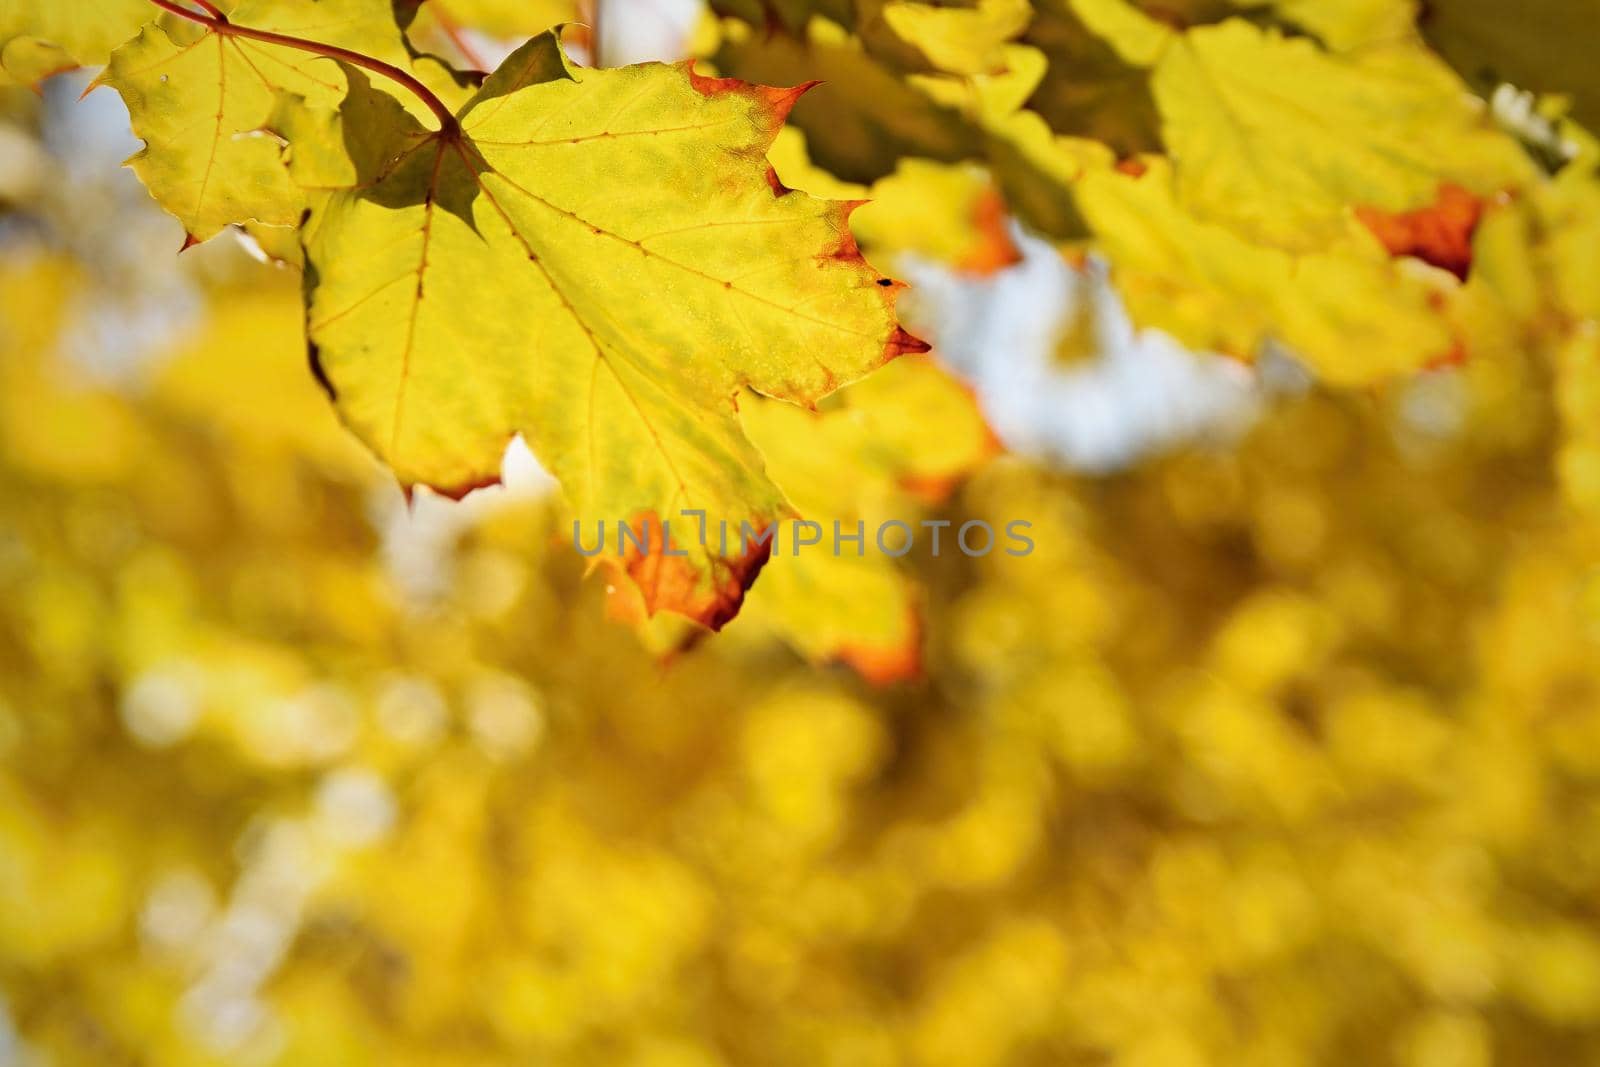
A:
[5, 59, 1600, 1067]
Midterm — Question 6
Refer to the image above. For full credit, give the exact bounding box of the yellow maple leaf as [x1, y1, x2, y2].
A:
[713, 15, 985, 183]
[1152, 21, 1535, 251]
[743, 355, 997, 683]
[294, 33, 922, 629]
[0, 0, 149, 85]
[1076, 155, 1462, 382]
[95, 0, 436, 243]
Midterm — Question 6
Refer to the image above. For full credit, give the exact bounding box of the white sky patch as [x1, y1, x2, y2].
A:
[901, 225, 1262, 473]
[597, 0, 704, 66]
[373, 435, 557, 603]
[18, 74, 205, 384]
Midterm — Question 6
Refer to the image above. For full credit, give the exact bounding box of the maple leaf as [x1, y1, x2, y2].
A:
[293, 33, 923, 629]
[742, 355, 998, 684]
[1021, 0, 1165, 158]
[713, 16, 985, 183]
[860, 160, 1023, 274]
[786, 149, 1026, 277]
[96, 0, 435, 245]
[716, 12, 1095, 238]
[856, 0, 1034, 76]
[709, 0, 854, 35]
[715, 0, 1032, 77]
[1074, 153, 1465, 382]
[1150, 20, 1535, 252]
[0, 0, 149, 85]
[1237, 0, 1413, 52]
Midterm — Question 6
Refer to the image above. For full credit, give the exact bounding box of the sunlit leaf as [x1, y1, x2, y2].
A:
[0, 0, 148, 85]
[1152, 21, 1535, 251]
[295, 34, 922, 628]
[96, 0, 425, 243]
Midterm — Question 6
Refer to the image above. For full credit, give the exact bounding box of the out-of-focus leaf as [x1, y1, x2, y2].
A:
[427, 0, 578, 37]
[0, 0, 149, 85]
[1076, 156, 1462, 381]
[713, 0, 1031, 75]
[850, 159, 1022, 275]
[860, 0, 1034, 75]
[743, 355, 996, 682]
[713, 16, 985, 183]
[1151, 21, 1535, 251]
[0, 258, 151, 485]
[1020, 0, 1164, 156]
[1238, 0, 1414, 52]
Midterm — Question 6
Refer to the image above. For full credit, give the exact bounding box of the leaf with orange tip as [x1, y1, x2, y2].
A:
[1356, 183, 1486, 281]
[740, 354, 998, 682]
[846, 159, 1024, 276]
[713, 15, 986, 183]
[293, 32, 922, 630]
[1151, 20, 1535, 253]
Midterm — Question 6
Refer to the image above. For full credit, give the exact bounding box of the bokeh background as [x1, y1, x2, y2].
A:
[5, 3, 1600, 1066]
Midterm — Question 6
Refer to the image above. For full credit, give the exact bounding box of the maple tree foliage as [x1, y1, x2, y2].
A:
[2, 0, 1597, 649]
[7, 1, 1600, 1064]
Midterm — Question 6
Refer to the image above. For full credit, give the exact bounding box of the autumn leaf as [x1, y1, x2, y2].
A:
[96, 0, 429, 244]
[713, 15, 985, 183]
[712, 0, 1032, 76]
[1356, 182, 1484, 281]
[742, 355, 997, 684]
[1020, 0, 1164, 158]
[709, 0, 855, 36]
[765, 143, 1023, 278]
[294, 33, 922, 629]
[1074, 153, 1464, 381]
[0, 0, 149, 85]
[1238, 0, 1413, 52]
[856, 0, 1034, 76]
[1151, 20, 1534, 251]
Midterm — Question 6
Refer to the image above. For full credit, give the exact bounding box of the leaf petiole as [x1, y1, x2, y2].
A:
[144, 0, 460, 137]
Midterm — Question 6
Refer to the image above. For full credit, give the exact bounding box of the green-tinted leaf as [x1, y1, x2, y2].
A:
[714, 16, 985, 183]
[1021, 0, 1164, 156]
[715, 0, 1031, 77]
[1238, 0, 1414, 52]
